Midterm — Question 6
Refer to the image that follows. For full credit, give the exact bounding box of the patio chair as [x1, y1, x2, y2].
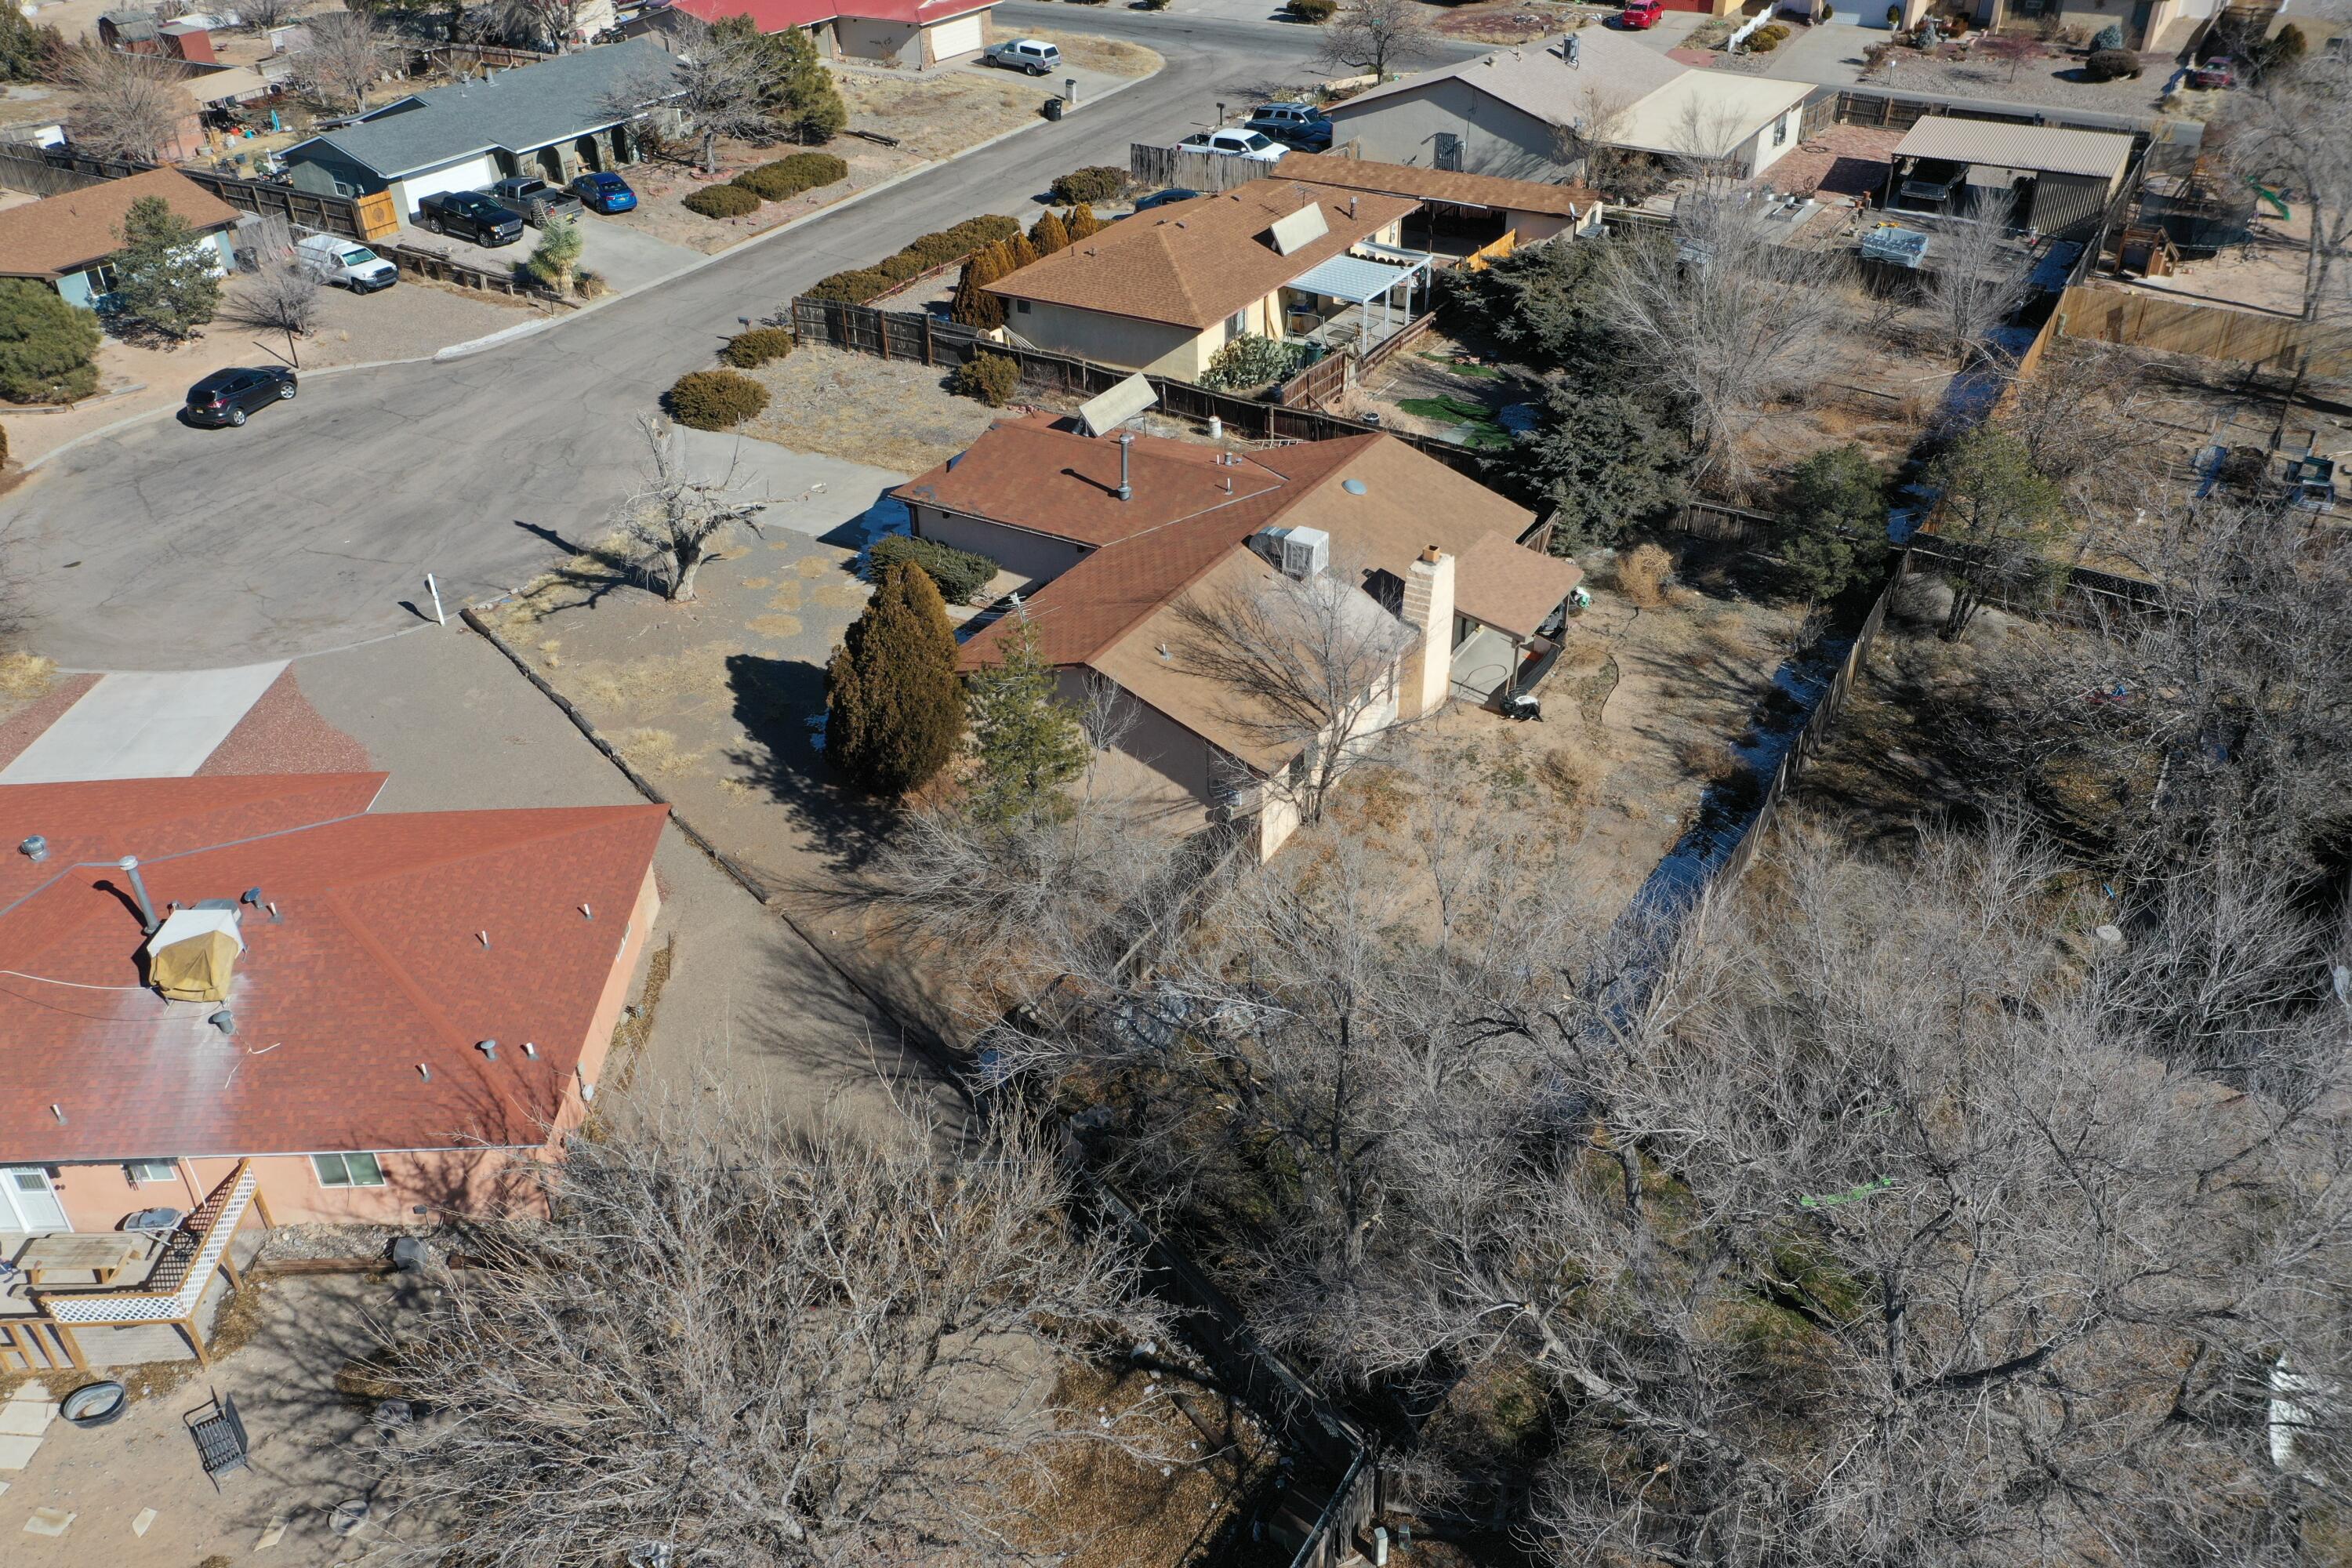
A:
[184, 1388, 251, 1490]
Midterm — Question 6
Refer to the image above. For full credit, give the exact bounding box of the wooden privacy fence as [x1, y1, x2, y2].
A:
[1833, 87, 2162, 137]
[386, 241, 541, 297]
[1128, 140, 1359, 196]
[789, 296, 1497, 479]
[1903, 535, 2168, 625]
[2053, 284, 2347, 376]
[1715, 554, 1904, 888]
[0, 142, 392, 239]
[1670, 496, 1776, 544]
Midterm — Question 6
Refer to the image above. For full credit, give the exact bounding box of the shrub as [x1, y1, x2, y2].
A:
[720, 327, 795, 368]
[683, 184, 761, 219]
[1029, 207, 1070, 256]
[1050, 165, 1127, 206]
[950, 245, 1007, 330]
[0, 419, 9, 466]
[1201, 333, 1312, 390]
[1289, 0, 1338, 17]
[666, 369, 769, 430]
[2084, 45, 2140, 78]
[953, 352, 1022, 407]
[870, 534, 1000, 604]
[1066, 202, 1101, 241]
[1616, 542, 1674, 608]
[732, 151, 849, 201]
[0, 278, 100, 404]
[2089, 20, 2123, 49]
[1138, 0, 1171, 9]
[804, 268, 896, 303]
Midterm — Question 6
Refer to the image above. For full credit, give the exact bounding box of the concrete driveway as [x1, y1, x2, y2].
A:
[940, 50, 1126, 112]
[391, 210, 703, 295]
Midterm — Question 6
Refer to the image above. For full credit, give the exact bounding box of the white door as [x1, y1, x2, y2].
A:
[0, 1167, 67, 1233]
[928, 13, 984, 61]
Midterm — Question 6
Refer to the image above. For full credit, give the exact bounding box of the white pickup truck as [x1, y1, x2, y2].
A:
[293, 234, 397, 293]
[1175, 129, 1287, 165]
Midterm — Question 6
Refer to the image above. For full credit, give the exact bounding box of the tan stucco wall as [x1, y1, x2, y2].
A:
[1007, 297, 1213, 376]
[916, 506, 1089, 586]
[1326, 76, 1575, 182]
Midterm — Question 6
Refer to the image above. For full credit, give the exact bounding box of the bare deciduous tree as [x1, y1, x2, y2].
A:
[232, 0, 305, 33]
[60, 45, 188, 161]
[368, 1091, 1176, 1566]
[622, 15, 771, 173]
[1548, 82, 1655, 201]
[292, 7, 389, 113]
[1595, 188, 1854, 487]
[1171, 552, 1417, 826]
[1917, 190, 2034, 364]
[2221, 47, 2352, 326]
[224, 264, 324, 341]
[1312, 0, 1437, 84]
[614, 417, 766, 601]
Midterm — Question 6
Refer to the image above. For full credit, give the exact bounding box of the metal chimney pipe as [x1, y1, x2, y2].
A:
[119, 855, 160, 934]
[1117, 433, 1134, 503]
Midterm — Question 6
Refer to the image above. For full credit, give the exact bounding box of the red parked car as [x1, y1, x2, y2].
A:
[1619, 0, 1663, 25]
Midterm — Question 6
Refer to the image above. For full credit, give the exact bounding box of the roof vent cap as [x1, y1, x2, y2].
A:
[1342, 478, 1368, 495]
[17, 834, 45, 862]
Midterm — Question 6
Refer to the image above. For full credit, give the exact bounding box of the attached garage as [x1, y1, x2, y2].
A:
[392, 153, 503, 220]
[924, 9, 984, 62]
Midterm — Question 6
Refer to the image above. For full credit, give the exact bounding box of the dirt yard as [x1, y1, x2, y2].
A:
[1327, 537, 1809, 929]
[738, 345, 1005, 473]
[1427, 0, 1621, 45]
[592, 136, 927, 256]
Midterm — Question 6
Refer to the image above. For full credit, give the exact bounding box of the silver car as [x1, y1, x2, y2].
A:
[984, 37, 1062, 75]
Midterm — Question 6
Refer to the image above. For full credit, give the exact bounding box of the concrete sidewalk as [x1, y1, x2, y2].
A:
[0, 662, 286, 782]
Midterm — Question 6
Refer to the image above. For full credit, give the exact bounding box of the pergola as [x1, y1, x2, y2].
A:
[1286, 244, 1434, 353]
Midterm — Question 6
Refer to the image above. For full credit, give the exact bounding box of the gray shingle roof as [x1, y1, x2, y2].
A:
[287, 38, 684, 180]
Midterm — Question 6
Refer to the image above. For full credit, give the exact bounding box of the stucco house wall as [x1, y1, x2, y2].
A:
[1007, 296, 1218, 377]
[53, 228, 233, 311]
[909, 505, 1089, 586]
[1326, 77, 1572, 182]
[837, 16, 921, 64]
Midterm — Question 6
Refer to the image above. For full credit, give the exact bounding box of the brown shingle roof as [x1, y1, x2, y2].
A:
[0, 773, 667, 1162]
[0, 169, 239, 281]
[985, 183, 1420, 330]
[1276, 153, 1601, 219]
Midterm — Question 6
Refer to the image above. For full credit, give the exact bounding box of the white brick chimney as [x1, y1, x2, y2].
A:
[1398, 545, 1455, 720]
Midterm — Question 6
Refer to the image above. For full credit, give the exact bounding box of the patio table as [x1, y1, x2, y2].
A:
[17, 1233, 144, 1287]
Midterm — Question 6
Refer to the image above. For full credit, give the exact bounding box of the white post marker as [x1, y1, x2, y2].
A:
[426, 573, 446, 626]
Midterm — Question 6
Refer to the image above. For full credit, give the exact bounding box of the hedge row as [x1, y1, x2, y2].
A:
[804, 214, 1022, 307]
[870, 534, 1000, 604]
[733, 151, 849, 201]
[683, 184, 761, 219]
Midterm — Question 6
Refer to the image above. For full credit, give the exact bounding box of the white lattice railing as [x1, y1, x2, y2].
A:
[41, 1163, 256, 1326]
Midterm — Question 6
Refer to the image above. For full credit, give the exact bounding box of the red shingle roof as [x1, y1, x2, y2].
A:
[0, 774, 666, 1163]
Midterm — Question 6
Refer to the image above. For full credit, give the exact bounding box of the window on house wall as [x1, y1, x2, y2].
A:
[86, 262, 119, 295]
[1014, 298, 1032, 314]
[124, 1160, 176, 1185]
[1226, 308, 1248, 337]
[1774, 114, 1790, 147]
[331, 176, 362, 198]
[312, 1152, 387, 1189]
[1435, 132, 1464, 172]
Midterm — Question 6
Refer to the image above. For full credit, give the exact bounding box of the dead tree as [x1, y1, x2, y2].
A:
[612, 417, 766, 601]
[1171, 552, 1417, 826]
[366, 1091, 1176, 1566]
[60, 45, 189, 161]
[291, 8, 388, 114]
[1312, 0, 1438, 83]
[1595, 186, 1854, 488]
[224, 265, 324, 341]
[1918, 190, 2034, 364]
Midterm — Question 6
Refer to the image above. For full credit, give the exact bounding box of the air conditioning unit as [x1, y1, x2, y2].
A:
[1279, 526, 1330, 580]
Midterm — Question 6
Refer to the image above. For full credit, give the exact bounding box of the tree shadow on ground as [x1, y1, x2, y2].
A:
[724, 650, 894, 877]
[503, 519, 645, 613]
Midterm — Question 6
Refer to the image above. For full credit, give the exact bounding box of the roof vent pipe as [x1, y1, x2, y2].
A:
[18, 834, 45, 862]
[1117, 433, 1134, 503]
[119, 855, 160, 935]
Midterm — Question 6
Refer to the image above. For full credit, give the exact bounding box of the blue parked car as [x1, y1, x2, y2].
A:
[570, 172, 637, 214]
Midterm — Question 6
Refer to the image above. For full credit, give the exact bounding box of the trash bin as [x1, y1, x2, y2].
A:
[1044, 96, 1065, 122]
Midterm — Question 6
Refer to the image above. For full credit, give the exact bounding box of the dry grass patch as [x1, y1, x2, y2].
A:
[836, 70, 1041, 159]
[0, 650, 55, 699]
[988, 27, 1160, 76]
[740, 346, 1000, 473]
[618, 727, 712, 777]
[1617, 543, 1675, 609]
[568, 648, 735, 718]
[748, 613, 805, 639]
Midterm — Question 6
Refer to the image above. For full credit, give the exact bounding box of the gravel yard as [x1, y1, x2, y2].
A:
[738, 346, 1007, 473]
[1863, 42, 2175, 111]
[590, 138, 927, 256]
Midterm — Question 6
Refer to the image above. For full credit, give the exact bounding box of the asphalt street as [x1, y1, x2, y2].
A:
[4, 7, 1480, 670]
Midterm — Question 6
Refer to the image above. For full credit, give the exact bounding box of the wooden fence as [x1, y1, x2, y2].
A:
[1669, 496, 1776, 544]
[1902, 535, 2169, 625]
[1128, 140, 1360, 196]
[1273, 310, 1436, 411]
[1715, 554, 1905, 888]
[789, 296, 1497, 479]
[1832, 86, 2162, 137]
[2053, 283, 2347, 376]
[0, 142, 392, 239]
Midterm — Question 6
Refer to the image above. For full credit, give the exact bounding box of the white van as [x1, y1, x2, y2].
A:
[295, 234, 398, 293]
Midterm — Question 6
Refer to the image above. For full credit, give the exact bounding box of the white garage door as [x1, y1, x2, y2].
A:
[929, 13, 983, 61]
[399, 154, 503, 216]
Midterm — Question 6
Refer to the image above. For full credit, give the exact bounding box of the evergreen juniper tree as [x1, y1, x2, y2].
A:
[1775, 443, 1888, 604]
[826, 560, 964, 797]
[966, 615, 1089, 822]
[113, 194, 222, 337]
